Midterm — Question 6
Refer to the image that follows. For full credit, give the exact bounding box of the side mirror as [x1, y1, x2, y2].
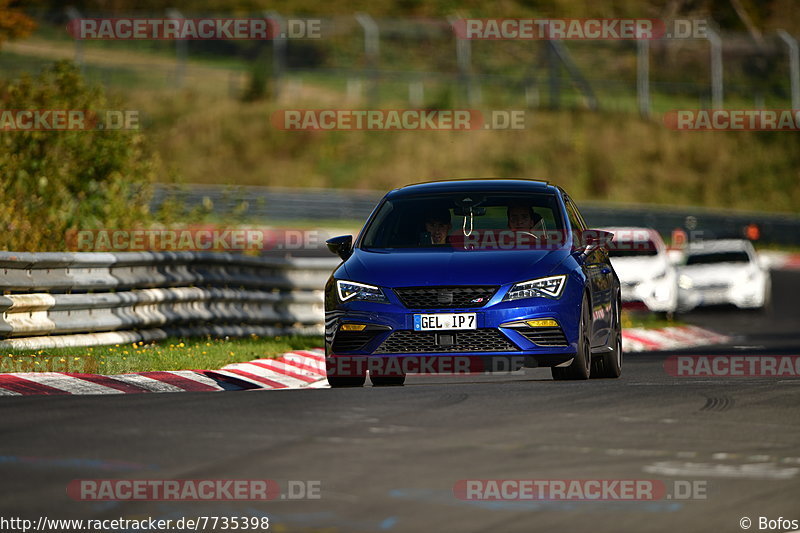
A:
[326, 235, 353, 260]
[574, 230, 614, 256]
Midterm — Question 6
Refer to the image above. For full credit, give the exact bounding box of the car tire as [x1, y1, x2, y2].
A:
[552, 293, 592, 381]
[326, 356, 366, 388]
[327, 376, 367, 388]
[370, 374, 406, 387]
[593, 294, 623, 379]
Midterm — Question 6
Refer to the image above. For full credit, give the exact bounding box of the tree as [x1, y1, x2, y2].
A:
[0, 0, 35, 48]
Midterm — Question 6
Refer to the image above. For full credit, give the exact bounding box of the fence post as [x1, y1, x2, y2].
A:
[166, 9, 187, 88]
[65, 7, 84, 72]
[707, 27, 723, 109]
[546, 41, 560, 109]
[355, 13, 380, 105]
[448, 16, 479, 106]
[637, 38, 650, 118]
[777, 30, 800, 110]
[409, 81, 424, 107]
[265, 11, 286, 100]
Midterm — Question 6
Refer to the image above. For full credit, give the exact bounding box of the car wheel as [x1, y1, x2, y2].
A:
[326, 357, 366, 388]
[552, 293, 592, 381]
[327, 375, 367, 388]
[370, 374, 406, 387]
[593, 294, 622, 379]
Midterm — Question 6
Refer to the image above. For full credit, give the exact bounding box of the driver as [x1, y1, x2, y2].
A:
[423, 208, 451, 245]
[507, 202, 542, 232]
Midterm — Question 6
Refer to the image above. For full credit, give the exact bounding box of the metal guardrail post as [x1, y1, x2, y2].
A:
[266, 11, 287, 100]
[355, 13, 380, 105]
[707, 27, 724, 109]
[777, 30, 800, 110]
[166, 9, 187, 88]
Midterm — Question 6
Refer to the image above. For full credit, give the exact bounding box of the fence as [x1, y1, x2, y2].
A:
[10, 10, 800, 114]
[0, 251, 339, 350]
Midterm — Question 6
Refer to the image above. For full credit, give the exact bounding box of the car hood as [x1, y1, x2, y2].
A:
[341, 247, 571, 287]
[679, 263, 752, 282]
[610, 256, 668, 283]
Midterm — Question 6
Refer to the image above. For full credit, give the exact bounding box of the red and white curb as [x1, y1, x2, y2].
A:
[0, 329, 729, 395]
[0, 349, 327, 396]
[206, 349, 328, 390]
[623, 326, 729, 352]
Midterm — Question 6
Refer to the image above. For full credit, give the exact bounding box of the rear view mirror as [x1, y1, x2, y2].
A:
[326, 235, 353, 260]
[453, 206, 487, 216]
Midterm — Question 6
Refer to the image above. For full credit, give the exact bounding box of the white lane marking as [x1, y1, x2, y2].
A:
[10, 372, 123, 395]
[644, 461, 799, 480]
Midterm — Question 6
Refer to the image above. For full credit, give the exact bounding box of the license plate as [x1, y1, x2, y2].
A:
[413, 313, 476, 331]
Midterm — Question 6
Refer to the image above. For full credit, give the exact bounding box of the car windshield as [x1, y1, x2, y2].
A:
[360, 192, 566, 251]
[685, 251, 751, 265]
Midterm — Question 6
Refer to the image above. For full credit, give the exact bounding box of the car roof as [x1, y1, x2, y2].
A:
[686, 239, 753, 254]
[386, 179, 555, 198]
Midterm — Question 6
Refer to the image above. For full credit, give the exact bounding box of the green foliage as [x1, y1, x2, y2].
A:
[0, 61, 161, 251]
[1, 335, 323, 374]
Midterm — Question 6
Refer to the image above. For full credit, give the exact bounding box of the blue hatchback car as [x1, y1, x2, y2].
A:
[324, 179, 622, 387]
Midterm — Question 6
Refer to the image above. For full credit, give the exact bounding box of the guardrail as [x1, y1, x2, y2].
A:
[153, 184, 800, 246]
[0, 252, 340, 350]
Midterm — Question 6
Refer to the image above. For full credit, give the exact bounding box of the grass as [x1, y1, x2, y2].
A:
[0, 335, 323, 374]
[622, 309, 684, 330]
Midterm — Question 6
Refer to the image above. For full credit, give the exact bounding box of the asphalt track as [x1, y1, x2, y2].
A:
[1, 272, 798, 533]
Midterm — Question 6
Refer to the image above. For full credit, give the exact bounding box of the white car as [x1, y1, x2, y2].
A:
[604, 227, 678, 314]
[677, 239, 771, 311]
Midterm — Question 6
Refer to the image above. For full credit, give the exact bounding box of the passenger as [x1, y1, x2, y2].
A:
[423, 208, 452, 245]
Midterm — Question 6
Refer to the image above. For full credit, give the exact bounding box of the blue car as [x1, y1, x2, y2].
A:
[324, 179, 622, 387]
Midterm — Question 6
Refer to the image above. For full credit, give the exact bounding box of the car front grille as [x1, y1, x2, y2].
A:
[374, 329, 518, 353]
[393, 286, 498, 309]
[515, 326, 569, 346]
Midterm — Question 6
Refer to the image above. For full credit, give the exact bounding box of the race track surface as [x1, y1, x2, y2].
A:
[1, 271, 798, 533]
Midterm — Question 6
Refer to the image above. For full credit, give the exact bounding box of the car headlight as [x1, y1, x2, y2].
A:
[503, 275, 567, 301]
[336, 280, 389, 304]
[678, 275, 693, 290]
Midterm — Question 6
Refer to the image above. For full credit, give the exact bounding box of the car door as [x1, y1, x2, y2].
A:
[564, 195, 614, 346]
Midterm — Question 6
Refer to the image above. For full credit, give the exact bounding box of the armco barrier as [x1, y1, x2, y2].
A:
[0, 252, 340, 349]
